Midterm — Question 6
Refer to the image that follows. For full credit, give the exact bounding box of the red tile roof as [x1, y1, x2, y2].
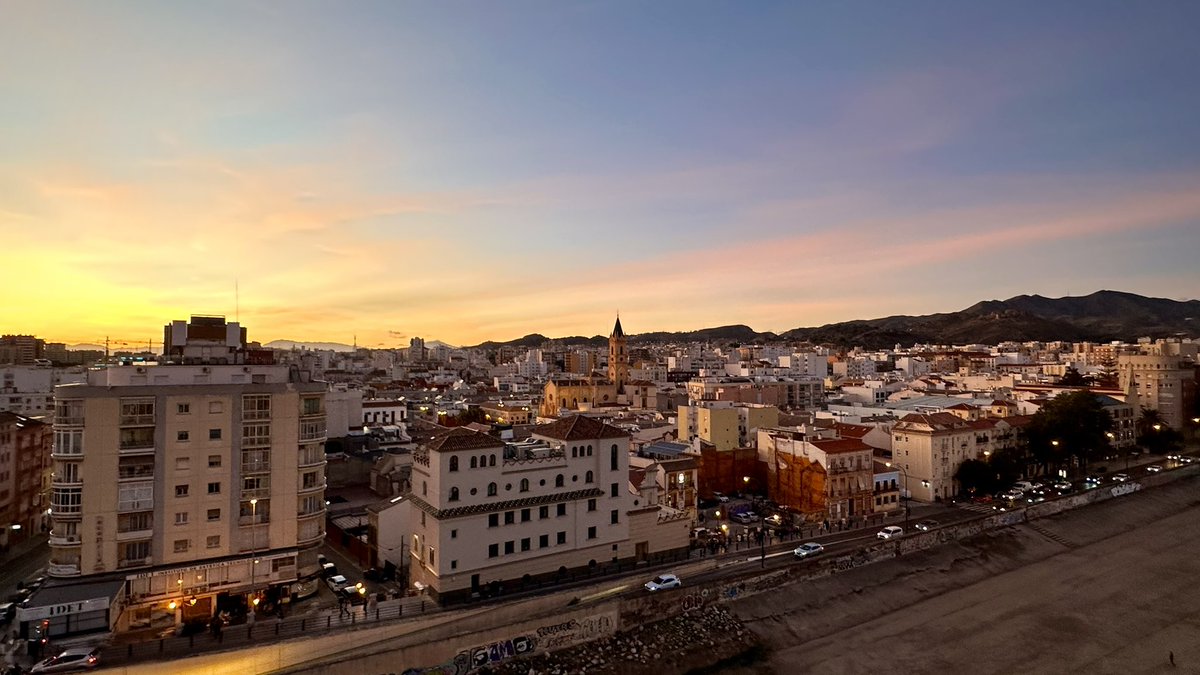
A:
[811, 438, 871, 454]
[534, 415, 630, 441]
[426, 427, 504, 452]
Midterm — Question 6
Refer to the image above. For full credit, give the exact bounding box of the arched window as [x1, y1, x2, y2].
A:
[555, 474, 564, 488]
[571, 447, 577, 458]
[585, 470, 594, 484]
[470, 456, 478, 469]
[489, 454, 496, 467]
[487, 482, 497, 497]
[478, 454, 486, 468]
[587, 444, 593, 455]
[611, 444, 619, 471]
[449, 456, 459, 472]
[449, 487, 460, 502]
[520, 478, 529, 492]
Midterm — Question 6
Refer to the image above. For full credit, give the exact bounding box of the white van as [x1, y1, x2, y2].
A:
[1012, 481, 1034, 492]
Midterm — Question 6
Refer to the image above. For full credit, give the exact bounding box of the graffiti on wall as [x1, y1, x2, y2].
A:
[402, 610, 617, 675]
[1110, 482, 1142, 498]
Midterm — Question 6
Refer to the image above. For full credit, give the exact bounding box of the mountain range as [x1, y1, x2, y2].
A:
[469, 291, 1199, 350]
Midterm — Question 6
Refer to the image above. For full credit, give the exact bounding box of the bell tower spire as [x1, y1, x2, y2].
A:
[608, 314, 628, 392]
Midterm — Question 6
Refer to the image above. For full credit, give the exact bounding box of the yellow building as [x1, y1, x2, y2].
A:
[540, 317, 627, 417]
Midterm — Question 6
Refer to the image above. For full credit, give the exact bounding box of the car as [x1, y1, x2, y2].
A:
[876, 526, 904, 540]
[1025, 493, 1046, 504]
[1000, 489, 1024, 501]
[1146, 464, 1163, 474]
[914, 520, 938, 532]
[793, 542, 825, 558]
[0, 602, 13, 626]
[325, 574, 349, 593]
[764, 514, 785, 528]
[1182, 456, 1197, 464]
[320, 562, 338, 578]
[1052, 480, 1072, 491]
[30, 646, 101, 673]
[1012, 481, 1034, 492]
[1111, 473, 1130, 483]
[712, 492, 730, 503]
[731, 512, 758, 525]
[644, 574, 682, 592]
[1166, 453, 1182, 461]
[1084, 475, 1102, 488]
[340, 585, 367, 605]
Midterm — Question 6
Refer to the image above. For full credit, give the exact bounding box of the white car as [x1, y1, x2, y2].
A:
[877, 526, 904, 540]
[644, 574, 682, 592]
[31, 646, 101, 673]
[1111, 473, 1130, 483]
[794, 542, 824, 558]
[325, 574, 349, 593]
[1146, 464, 1163, 473]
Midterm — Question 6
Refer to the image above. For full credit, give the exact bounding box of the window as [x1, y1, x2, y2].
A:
[301, 396, 322, 416]
[451, 529, 458, 539]
[120, 400, 154, 425]
[208, 401, 223, 414]
[521, 538, 531, 551]
[488, 544, 499, 558]
[243, 475, 268, 493]
[206, 535, 220, 549]
[207, 508, 220, 522]
[585, 471, 594, 484]
[487, 482, 497, 497]
[175, 456, 190, 471]
[556, 531, 566, 545]
[489, 454, 496, 467]
[118, 512, 152, 533]
[611, 444, 619, 471]
[611, 483, 619, 498]
[557, 503, 566, 517]
[449, 456, 459, 472]
[120, 541, 151, 565]
[208, 455, 222, 468]
[470, 457, 478, 469]
[520, 479, 529, 492]
[207, 482, 220, 494]
[242, 394, 271, 420]
[428, 547, 435, 566]
[300, 495, 322, 515]
[610, 509, 619, 524]
[539, 505, 549, 519]
[177, 403, 191, 414]
[422, 481, 428, 497]
[449, 487, 460, 502]
[587, 526, 597, 540]
[587, 499, 597, 512]
[242, 423, 270, 447]
[420, 512, 426, 526]
[303, 471, 319, 489]
[587, 444, 593, 456]
[504, 511, 515, 525]
[555, 474, 564, 488]
[539, 534, 549, 548]
[175, 484, 189, 498]
[520, 508, 530, 522]
[488, 514, 499, 528]
[209, 428, 222, 440]
[173, 539, 190, 553]
[177, 431, 190, 442]
[504, 541, 514, 554]
[451, 560, 457, 570]
[174, 512, 188, 525]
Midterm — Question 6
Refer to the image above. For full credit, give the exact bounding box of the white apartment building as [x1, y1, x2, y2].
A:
[37, 362, 326, 637]
[890, 412, 977, 502]
[407, 416, 685, 604]
[1118, 354, 1196, 430]
[1, 365, 87, 417]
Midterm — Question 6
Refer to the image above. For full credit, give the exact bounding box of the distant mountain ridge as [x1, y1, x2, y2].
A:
[467, 291, 1199, 350]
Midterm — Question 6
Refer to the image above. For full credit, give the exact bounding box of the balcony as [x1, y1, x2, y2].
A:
[298, 481, 325, 495]
[118, 466, 155, 481]
[48, 563, 81, 577]
[118, 498, 154, 513]
[51, 446, 84, 459]
[55, 416, 84, 427]
[116, 528, 154, 542]
[239, 515, 270, 527]
[298, 454, 326, 469]
[241, 487, 271, 500]
[51, 475, 83, 488]
[48, 531, 81, 547]
[117, 557, 152, 570]
[242, 461, 271, 474]
[120, 413, 155, 427]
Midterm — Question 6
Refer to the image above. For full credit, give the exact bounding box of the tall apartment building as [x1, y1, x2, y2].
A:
[0, 412, 51, 545]
[1118, 354, 1197, 430]
[889, 412, 977, 502]
[408, 416, 666, 604]
[0, 335, 46, 366]
[29, 321, 327, 638]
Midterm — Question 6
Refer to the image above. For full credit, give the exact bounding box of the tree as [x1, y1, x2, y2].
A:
[1137, 407, 1183, 455]
[1056, 366, 1090, 387]
[954, 459, 996, 497]
[1024, 391, 1115, 476]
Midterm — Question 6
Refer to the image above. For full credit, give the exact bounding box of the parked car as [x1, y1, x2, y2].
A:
[793, 542, 825, 558]
[320, 562, 338, 578]
[877, 526, 904, 540]
[644, 574, 682, 592]
[325, 574, 349, 593]
[1111, 473, 1131, 483]
[1012, 481, 1034, 492]
[1146, 464, 1163, 474]
[1052, 480, 1073, 492]
[731, 512, 758, 525]
[712, 492, 730, 503]
[30, 646, 101, 673]
[0, 602, 13, 626]
[914, 520, 938, 532]
[764, 514, 785, 528]
[1000, 489, 1024, 502]
[1181, 456, 1197, 464]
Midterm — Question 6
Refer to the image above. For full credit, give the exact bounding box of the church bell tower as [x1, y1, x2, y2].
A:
[608, 315, 628, 393]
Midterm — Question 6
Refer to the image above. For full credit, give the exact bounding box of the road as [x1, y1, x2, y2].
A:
[730, 471, 1200, 674]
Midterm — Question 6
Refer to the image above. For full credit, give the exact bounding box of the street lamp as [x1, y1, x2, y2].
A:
[885, 462, 909, 532]
[250, 498, 258, 610]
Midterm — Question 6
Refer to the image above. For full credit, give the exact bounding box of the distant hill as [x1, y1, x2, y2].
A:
[264, 340, 357, 352]
[465, 291, 1199, 350]
[67, 343, 106, 351]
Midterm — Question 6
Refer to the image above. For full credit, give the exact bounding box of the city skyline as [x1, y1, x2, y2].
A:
[3, 2, 1199, 346]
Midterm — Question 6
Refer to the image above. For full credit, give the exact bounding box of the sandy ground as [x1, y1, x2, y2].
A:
[730, 475, 1200, 675]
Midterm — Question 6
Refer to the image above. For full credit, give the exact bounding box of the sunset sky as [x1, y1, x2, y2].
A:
[2, 2, 1198, 348]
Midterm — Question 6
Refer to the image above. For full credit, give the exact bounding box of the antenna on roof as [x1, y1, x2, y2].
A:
[235, 278, 240, 322]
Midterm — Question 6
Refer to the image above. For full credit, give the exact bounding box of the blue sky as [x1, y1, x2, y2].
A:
[1, 1, 1198, 346]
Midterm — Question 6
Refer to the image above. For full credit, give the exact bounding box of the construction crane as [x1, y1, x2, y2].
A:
[100, 337, 159, 360]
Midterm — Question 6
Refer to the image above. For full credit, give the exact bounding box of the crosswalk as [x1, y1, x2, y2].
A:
[958, 501, 1002, 515]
